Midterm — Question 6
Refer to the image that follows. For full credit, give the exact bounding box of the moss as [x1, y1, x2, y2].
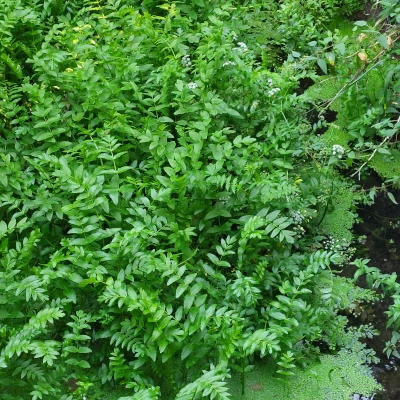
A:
[370, 149, 400, 184]
[333, 276, 378, 310]
[86, 387, 135, 400]
[306, 77, 346, 117]
[306, 78, 343, 103]
[319, 185, 356, 242]
[334, 20, 357, 37]
[315, 275, 379, 313]
[228, 350, 381, 400]
[366, 69, 384, 104]
[321, 124, 349, 147]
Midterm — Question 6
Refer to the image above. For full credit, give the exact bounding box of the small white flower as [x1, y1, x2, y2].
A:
[187, 82, 198, 89]
[291, 210, 304, 225]
[222, 61, 235, 67]
[250, 100, 259, 112]
[267, 78, 273, 86]
[233, 42, 248, 53]
[181, 55, 192, 68]
[268, 87, 280, 97]
[332, 144, 345, 156]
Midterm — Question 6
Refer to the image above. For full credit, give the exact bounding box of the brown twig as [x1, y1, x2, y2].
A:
[318, 33, 400, 117]
[351, 115, 400, 179]
[351, 136, 390, 180]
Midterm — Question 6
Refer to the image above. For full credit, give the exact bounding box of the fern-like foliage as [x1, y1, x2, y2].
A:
[175, 365, 231, 400]
[0, 0, 390, 399]
[118, 387, 160, 400]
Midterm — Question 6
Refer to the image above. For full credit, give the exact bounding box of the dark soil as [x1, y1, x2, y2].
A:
[351, 184, 400, 399]
[351, 2, 382, 22]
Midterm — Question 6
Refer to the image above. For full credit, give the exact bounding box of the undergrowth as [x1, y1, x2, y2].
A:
[0, 0, 399, 399]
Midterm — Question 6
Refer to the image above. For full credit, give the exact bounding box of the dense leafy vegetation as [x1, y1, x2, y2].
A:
[1, 0, 399, 399]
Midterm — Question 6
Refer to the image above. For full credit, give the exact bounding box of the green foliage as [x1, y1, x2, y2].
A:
[331, 276, 379, 311]
[1, 0, 397, 399]
[228, 349, 381, 400]
[319, 183, 357, 242]
[370, 149, 400, 184]
[175, 364, 231, 400]
[275, 0, 364, 52]
[307, 78, 344, 103]
[303, 11, 400, 186]
[320, 124, 349, 147]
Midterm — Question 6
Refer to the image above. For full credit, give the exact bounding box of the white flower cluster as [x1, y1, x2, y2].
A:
[187, 82, 198, 89]
[181, 54, 192, 68]
[291, 210, 304, 225]
[250, 100, 259, 112]
[232, 31, 238, 42]
[268, 87, 280, 97]
[267, 77, 280, 96]
[323, 236, 356, 265]
[222, 61, 235, 67]
[233, 42, 248, 53]
[294, 225, 306, 237]
[332, 144, 345, 158]
[323, 236, 350, 251]
[220, 196, 231, 205]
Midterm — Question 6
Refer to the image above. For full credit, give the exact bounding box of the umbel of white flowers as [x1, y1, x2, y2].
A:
[332, 144, 345, 158]
[181, 54, 192, 68]
[187, 82, 198, 89]
[233, 42, 248, 53]
[268, 87, 280, 97]
[222, 61, 235, 67]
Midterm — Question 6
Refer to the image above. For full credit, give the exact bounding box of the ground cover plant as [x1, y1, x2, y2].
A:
[0, 0, 399, 399]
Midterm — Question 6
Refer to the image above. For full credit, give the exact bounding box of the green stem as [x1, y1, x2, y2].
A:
[316, 180, 334, 228]
[241, 355, 245, 396]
